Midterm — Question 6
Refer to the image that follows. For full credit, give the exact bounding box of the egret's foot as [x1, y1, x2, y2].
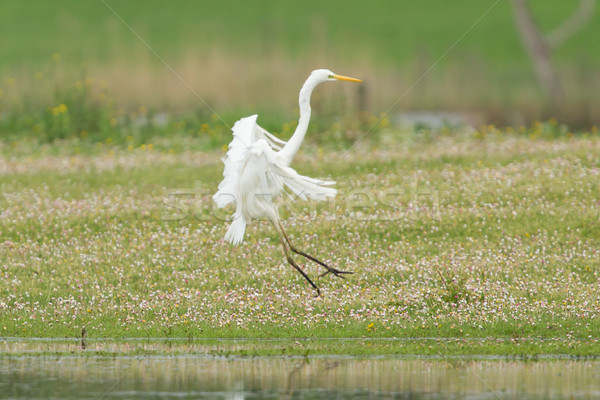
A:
[319, 268, 354, 279]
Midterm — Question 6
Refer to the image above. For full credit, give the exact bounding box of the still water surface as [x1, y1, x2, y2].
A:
[2, 356, 600, 399]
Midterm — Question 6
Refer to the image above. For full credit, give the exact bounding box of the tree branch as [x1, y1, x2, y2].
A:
[511, 0, 564, 101]
[546, 0, 595, 50]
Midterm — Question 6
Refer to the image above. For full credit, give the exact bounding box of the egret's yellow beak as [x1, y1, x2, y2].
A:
[332, 74, 362, 83]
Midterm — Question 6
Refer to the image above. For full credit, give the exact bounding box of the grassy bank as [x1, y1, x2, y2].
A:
[1, 126, 599, 357]
[3, 338, 600, 358]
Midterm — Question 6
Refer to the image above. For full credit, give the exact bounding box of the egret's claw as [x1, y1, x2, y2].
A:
[320, 269, 354, 278]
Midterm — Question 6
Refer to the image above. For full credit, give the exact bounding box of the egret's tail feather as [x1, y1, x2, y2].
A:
[224, 215, 246, 245]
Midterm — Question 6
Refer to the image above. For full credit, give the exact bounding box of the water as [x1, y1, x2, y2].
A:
[2, 356, 600, 399]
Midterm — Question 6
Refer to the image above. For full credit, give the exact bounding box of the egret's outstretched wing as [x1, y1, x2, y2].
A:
[214, 115, 287, 208]
[213, 115, 258, 208]
[213, 114, 334, 245]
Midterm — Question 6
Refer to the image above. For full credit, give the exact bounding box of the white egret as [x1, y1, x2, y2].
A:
[213, 69, 362, 296]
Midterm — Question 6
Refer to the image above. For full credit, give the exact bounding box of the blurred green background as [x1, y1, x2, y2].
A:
[0, 0, 598, 142]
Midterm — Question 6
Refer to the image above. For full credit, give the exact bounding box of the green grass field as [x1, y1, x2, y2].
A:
[2, 125, 600, 356]
[2, 1, 597, 69]
[1, 0, 599, 128]
[2, 1, 600, 358]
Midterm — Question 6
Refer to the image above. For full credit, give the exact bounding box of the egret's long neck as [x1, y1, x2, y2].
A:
[278, 77, 319, 166]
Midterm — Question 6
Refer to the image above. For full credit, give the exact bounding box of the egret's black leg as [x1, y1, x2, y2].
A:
[278, 234, 321, 297]
[278, 222, 353, 279]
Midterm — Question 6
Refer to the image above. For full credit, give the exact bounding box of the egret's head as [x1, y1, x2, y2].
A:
[311, 69, 362, 84]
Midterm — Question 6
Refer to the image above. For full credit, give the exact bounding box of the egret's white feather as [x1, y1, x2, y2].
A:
[213, 115, 259, 208]
[224, 212, 247, 245]
[256, 124, 288, 149]
[213, 114, 335, 244]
